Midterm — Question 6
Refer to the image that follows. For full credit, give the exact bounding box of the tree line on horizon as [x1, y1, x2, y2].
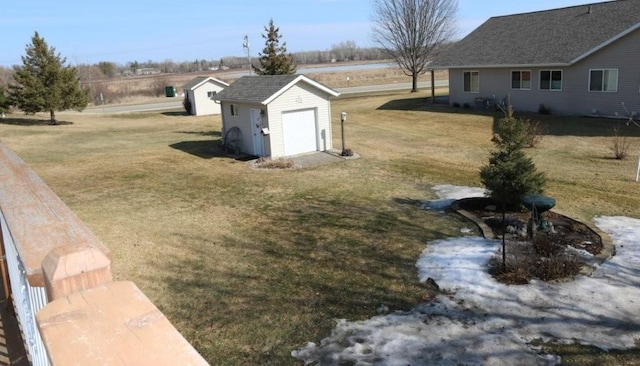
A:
[0, 41, 388, 84]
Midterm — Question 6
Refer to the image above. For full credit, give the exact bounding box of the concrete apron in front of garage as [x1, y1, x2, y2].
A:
[289, 150, 358, 168]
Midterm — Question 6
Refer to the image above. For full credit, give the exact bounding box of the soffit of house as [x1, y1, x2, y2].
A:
[431, 1, 640, 68]
[212, 74, 340, 105]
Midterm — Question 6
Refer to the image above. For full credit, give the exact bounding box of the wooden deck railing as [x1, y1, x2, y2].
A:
[0, 142, 208, 365]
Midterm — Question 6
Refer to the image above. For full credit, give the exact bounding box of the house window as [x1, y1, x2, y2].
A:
[463, 71, 479, 93]
[511, 71, 531, 90]
[230, 104, 238, 116]
[589, 69, 618, 92]
[207, 91, 216, 98]
[540, 70, 562, 90]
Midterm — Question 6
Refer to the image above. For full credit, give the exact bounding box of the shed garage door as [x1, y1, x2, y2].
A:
[282, 109, 317, 156]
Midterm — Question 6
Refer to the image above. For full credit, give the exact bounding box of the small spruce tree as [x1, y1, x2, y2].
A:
[9, 32, 89, 124]
[480, 110, 546, 210]
[253, 19, 296, 75]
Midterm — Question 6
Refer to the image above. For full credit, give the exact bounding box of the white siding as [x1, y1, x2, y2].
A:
[191, 81, 226, 116]
[266, 83, 333, 158]
[220, 101, 268, 156]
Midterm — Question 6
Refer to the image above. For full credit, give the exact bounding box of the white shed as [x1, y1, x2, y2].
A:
[182, 76, 229, 116]
[213, 75, 340, 158]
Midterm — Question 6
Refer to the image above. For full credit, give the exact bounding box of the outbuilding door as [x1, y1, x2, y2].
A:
[250, 108, 264, 156]
[281, 109, 317, 156]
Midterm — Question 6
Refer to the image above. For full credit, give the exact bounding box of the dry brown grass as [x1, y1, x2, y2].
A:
[87, 65, 447, 104]
[1, 92, 639, 363]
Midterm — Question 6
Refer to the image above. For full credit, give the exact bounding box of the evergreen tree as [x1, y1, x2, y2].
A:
[0, 86, 9, 116]
[253, 19, 296, 75]
[480, 115, 546, 210]
[8, 32, 89, 124]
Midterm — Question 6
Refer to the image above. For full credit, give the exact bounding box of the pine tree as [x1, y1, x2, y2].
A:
[253, 19, 296, 75]
[480, 115, 546, 210]
[0, 86, 9, 117]
[9, 32, 89, 124]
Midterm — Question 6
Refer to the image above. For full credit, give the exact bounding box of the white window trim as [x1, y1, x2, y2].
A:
[588, 68, 618, 93]
[510, 70, 531, 90]
[539, 69, 563, 91]
[463, 70, 480, 93]
[230, 104, 239, 117]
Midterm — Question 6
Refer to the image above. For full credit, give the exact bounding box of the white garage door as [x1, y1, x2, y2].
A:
[282, 109, 317, 156]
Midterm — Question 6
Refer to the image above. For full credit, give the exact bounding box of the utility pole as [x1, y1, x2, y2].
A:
[243, 35, 251, 76]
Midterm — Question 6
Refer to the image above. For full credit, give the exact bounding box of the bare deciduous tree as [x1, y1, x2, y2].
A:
[372, 0, 457, 92]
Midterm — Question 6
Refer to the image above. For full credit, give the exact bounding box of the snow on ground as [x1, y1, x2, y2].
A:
[292, 185, 640, 365]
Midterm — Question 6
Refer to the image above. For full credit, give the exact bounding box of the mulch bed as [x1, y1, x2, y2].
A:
[456, 197, 603, 256]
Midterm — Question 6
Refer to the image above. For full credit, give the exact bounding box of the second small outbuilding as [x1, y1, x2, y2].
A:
[182, 76, 230, 116]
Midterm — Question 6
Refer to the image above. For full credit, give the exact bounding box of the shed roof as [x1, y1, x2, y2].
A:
[213, 74, 340, 105]
[182, 76, 229, 91]
[432, 0, 640, 68]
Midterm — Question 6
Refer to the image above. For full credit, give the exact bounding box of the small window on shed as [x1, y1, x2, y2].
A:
[207, 91, 216, 98]
[230, 104, 238, 116]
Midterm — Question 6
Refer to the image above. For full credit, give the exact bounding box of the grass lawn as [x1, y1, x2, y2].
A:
[1, 92, 639, 364]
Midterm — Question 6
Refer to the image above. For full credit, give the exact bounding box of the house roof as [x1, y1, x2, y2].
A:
[212, 74, 340, 105]
[431, 0, 640, 68]
[182, 76, 229, 91]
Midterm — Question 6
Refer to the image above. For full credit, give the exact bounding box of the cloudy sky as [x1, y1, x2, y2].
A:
[1, 0, 592, 66]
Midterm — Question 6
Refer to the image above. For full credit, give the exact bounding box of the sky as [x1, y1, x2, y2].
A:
[292, 185, 640, 365]
[1, 0, 595, 67]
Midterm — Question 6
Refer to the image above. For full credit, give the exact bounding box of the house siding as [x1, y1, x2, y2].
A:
[448, 29, 640, 117]
[266, 83, 333, 158]
[570, 29, 640, 117]
[188, 81, 226, 116]
[220, 101, 268, 156]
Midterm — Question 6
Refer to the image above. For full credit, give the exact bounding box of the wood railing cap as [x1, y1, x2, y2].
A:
[0, 143, 111, 286]
[36, 281, 209, 365]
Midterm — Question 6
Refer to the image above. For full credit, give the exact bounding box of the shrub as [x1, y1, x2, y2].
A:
[462, 102, 471, 109]
[523, 119, 547, 148]
[488, 245, 534, 285]
[610, 125, 630, 160]
[538, 103, 551, 115]
[480, 116, 547, 210]
[488, 239, 585, 284]
[532, 253, 583, 281]
[183, 97, 193, 115]
[533, 231, 564, 257]
[150, 76, 170, 97]
[452, 102, 461, 108]
[341, 148, 353, 157]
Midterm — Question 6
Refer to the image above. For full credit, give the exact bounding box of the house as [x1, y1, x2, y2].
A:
[431, 1, 640, 117]
[212, 74, 340, 158]
[182, 77, 230, 116]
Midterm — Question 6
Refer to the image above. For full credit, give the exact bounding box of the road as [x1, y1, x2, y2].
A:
[80, 79, 449, 114]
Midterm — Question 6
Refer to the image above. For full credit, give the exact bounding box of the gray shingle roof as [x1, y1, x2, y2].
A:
[182, 76, 229, 90]
[213, 75, 300, 104]
[182, 76, 208, 90]
[432, 0, 640, 68]
[213, 74, 338, 104]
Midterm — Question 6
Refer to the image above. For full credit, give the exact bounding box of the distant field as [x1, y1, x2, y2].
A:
[87, 62, 448, 104]
[1, 92, 638, 364]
